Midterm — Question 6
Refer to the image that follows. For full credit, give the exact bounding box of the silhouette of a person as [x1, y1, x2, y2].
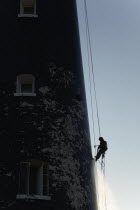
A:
[95, 137, 108, 161]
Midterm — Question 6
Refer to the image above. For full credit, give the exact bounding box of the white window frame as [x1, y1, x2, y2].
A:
[18, 0, 38, 18]
[14, 74, 36, 96]
[16, 160, 51, 201]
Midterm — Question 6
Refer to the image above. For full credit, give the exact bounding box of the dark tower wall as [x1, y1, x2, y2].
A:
[0, 1, 98, 209]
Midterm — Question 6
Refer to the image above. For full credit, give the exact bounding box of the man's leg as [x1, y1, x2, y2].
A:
[95, 150, 102, 161]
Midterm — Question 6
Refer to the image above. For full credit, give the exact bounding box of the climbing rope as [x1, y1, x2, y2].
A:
[83, 0, 101, 139]
[98, 155, 105, 173]
[83, 0, 107, 170]
[83, 1, 108, 210]
[84, 0, 96, 154]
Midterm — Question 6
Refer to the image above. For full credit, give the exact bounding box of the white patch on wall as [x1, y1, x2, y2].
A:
[41, 148, 48, 153]
[39, 86, 50, 96]
[43, 99, 56, 111]
[20, 102, 34, 108]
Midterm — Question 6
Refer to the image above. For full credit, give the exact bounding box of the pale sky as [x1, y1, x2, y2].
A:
[77, 1, 140, 210]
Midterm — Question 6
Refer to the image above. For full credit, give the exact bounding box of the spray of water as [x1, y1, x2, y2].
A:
[96, 168, 120, 210]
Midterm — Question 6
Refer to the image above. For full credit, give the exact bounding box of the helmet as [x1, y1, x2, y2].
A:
[99, 137, 104, 141]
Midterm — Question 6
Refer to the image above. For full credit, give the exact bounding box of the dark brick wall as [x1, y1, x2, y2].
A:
[0, 1, 98, 209]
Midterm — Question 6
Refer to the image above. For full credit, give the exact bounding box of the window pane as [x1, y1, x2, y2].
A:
[36, 166, 43, 195]
[21, 84, 32, 93]
[29, 167, 38, 194]
[43, 177, 48, 195]
[43, 165, 48, 195]
[21, 0, 35, 15]
[16, 74, 35, 94]
[18, 161, 48, 197]
[22, 0, 35, 7]
[29, 165, 43, 195]
[24, 7, 34, 14]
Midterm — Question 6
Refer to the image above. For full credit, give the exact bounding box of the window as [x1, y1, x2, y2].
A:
[14, 74, 36, 96]
[18, 0, 38, 17]
[17, 160, 51, 200]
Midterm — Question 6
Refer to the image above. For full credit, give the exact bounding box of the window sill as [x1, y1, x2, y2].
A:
[18, 14, 38, 18]
[16, 194, 51, 200]
[14, 93, 36, 97]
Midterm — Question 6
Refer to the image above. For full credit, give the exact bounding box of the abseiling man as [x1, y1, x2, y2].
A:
[95, 137, 108, 161]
